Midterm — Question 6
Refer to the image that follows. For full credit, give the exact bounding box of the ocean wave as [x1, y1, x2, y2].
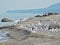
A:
[0, 31, 11, 42]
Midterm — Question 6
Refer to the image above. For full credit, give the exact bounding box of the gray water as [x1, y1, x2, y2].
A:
[0, 13, 37, 20]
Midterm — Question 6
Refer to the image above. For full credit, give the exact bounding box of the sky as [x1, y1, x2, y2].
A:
[0, 0, 60, 13]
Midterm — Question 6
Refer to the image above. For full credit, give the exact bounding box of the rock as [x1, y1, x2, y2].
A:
[1, 18, 13, 22]
[35, 15, 42, 17]
[42, 12, 59, 17]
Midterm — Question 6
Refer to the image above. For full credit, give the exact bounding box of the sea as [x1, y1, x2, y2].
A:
[0, 13, 42, 26]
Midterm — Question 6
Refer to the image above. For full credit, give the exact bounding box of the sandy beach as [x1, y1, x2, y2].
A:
[0, 14, 60, 45]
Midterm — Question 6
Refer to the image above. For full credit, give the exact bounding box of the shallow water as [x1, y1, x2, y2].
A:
[0, 31, 11, 42]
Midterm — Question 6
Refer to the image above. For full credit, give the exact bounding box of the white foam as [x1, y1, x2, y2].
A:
[0, 37, 3, 39]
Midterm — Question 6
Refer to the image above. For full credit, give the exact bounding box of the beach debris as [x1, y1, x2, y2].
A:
[22, 21, 45, 33]
[49, 28, 59, 32]
[23, 22, 33, 31]
[33, 21, 48, 31]
[20, 21, 60, 33]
